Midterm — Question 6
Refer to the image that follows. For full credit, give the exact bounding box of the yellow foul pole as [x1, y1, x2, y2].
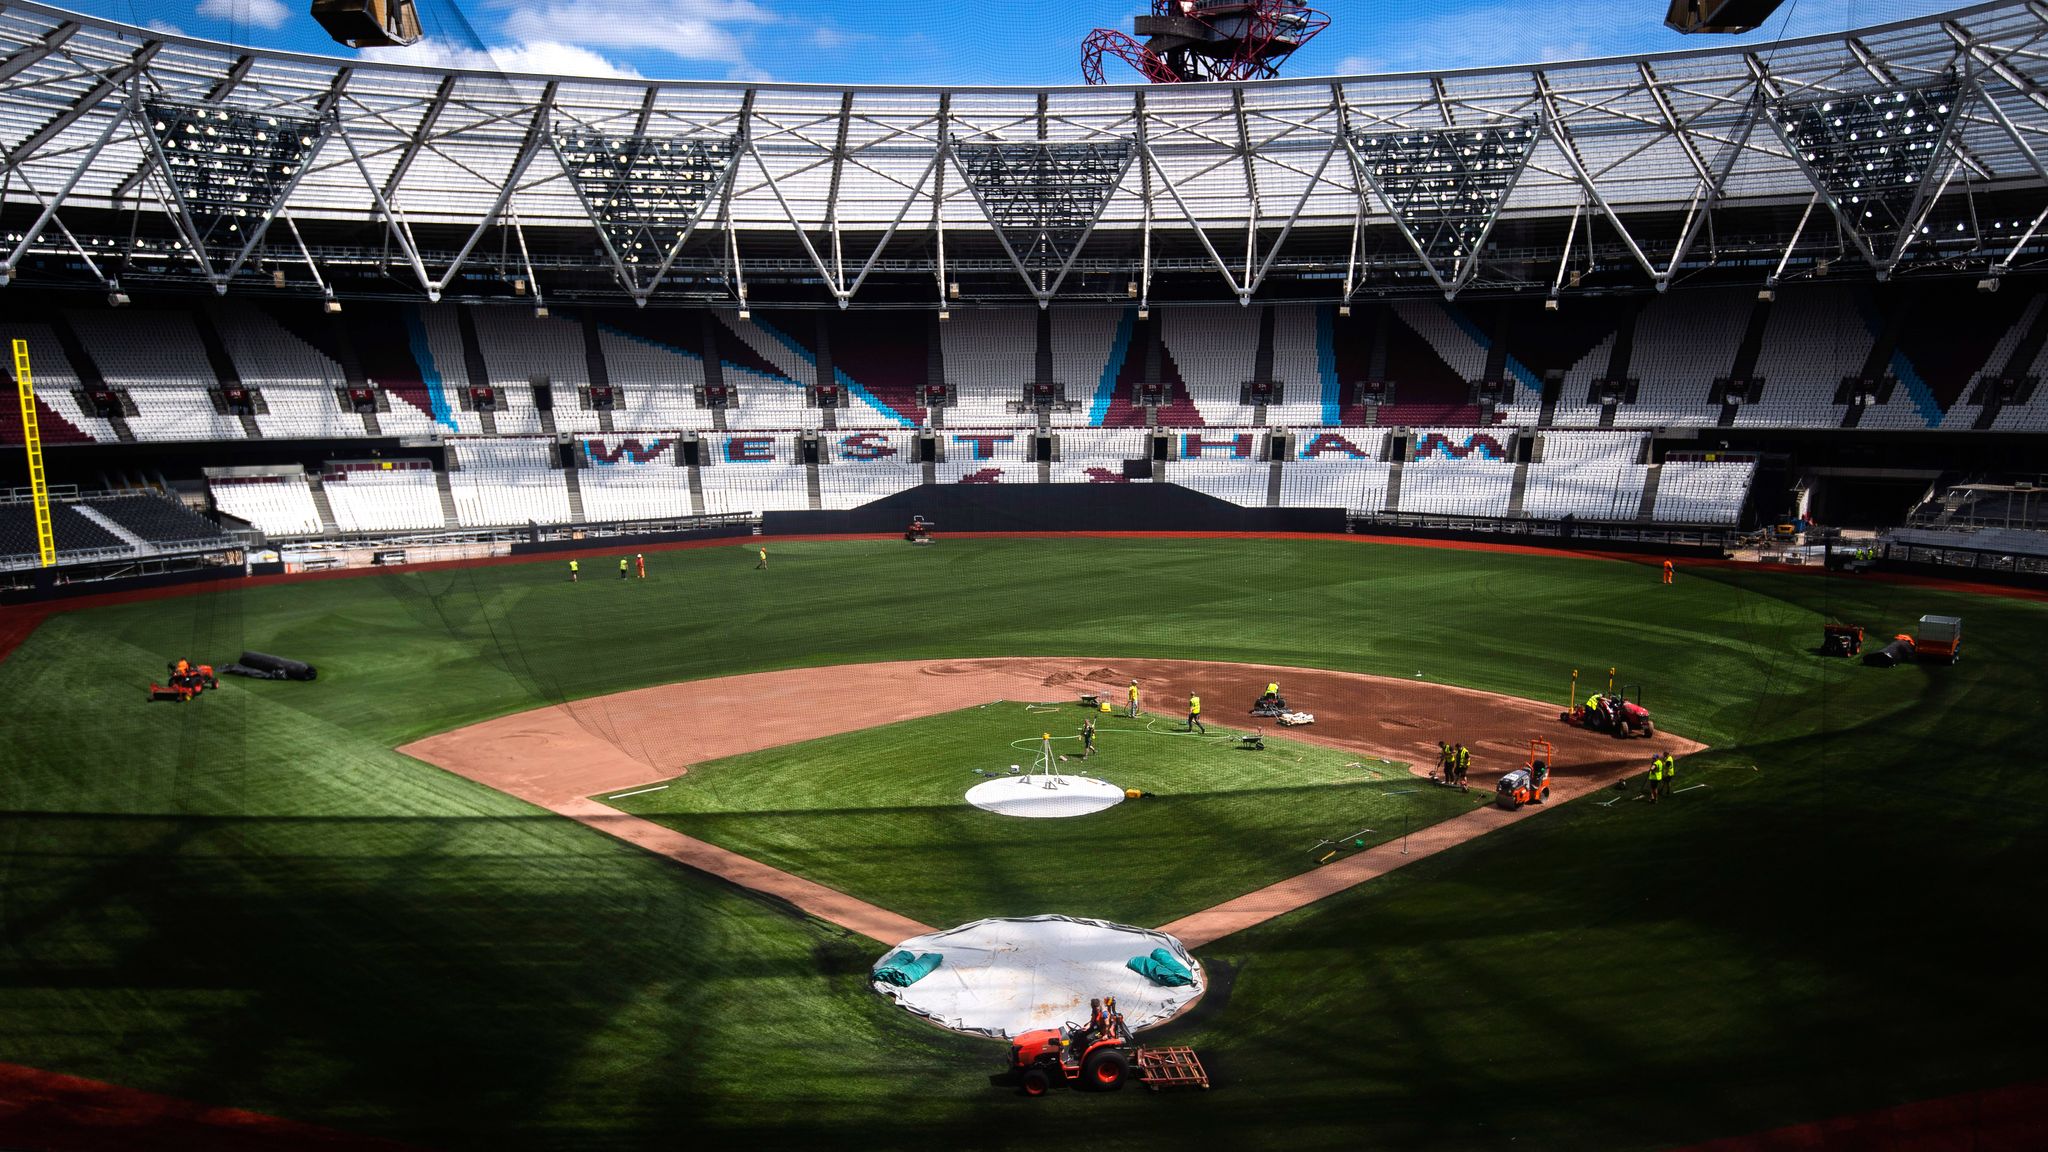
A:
[11, 339, 56, 568]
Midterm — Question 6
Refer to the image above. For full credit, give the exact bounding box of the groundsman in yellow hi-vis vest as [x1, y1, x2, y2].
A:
[1127, 680, 1140, 718]
[1186, 694, 1205, 734]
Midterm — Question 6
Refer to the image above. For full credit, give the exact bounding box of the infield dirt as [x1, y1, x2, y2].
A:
[400, 658, 1704, 945]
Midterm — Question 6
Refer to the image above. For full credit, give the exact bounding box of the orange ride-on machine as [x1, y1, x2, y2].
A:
[1495, 739, 1554, 810]
[148, 659, 219, 702]
[1006, 997, 1209, 1095]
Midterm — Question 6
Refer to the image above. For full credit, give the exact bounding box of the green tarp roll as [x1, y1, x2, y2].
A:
[1126, 947, 1194, 987]
[874, 950, 942, 987]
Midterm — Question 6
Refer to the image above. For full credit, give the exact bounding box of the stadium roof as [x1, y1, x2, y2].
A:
[4, 0, 2048, 305]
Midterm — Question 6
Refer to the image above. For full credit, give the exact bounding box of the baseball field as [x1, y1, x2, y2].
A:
[0, 534, 2043, 1150]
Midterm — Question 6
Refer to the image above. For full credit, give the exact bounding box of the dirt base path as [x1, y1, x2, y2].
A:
[400, 658, 1704, 948]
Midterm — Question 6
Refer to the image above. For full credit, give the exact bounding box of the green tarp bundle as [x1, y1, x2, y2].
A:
[874, 950, 943, 987]
[1126, 947, 1194, 987]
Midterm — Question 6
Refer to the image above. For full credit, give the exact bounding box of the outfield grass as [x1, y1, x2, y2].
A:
[0, 537, 2043, 1150]
[609, 704, 1475, 929]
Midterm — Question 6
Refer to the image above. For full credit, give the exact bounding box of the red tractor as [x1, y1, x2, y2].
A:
[1006, 998, 1210, 1095]
[1009, 999, 1138, 1095]
[1562, 686, 1654, 739]
[148, 659, 219, 702]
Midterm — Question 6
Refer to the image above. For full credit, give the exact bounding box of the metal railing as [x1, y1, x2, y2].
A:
[1348, 511, 1741, 550]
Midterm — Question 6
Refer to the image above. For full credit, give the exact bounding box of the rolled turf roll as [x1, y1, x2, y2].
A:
[239, 651, 318, 681]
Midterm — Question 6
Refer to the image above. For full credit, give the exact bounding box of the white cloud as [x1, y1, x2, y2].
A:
[490, 0, 776, 63]
[194, 0, 292, 31]
[363, 38, 643, 79]
[147, 19, 187, 36]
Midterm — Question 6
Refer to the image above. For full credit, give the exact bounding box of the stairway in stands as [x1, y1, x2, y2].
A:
[455, 305, 497, 434]
[562, 456, 587, 522]
[433, 470, 460, 529]
[1506, 462, 1531, 517]
[579, 311, 609, 438]
[194, 303, 262, 438]
[49, 313, 135, 441]
[71, 505, 151, 551]
[1840, 297, 1906, 429]
[1718, 298, 1772, 427]
[1976, 295, 2048, 429]
[1250, 306, 1277, 427]
[699, 313, 731, 433]
[306, 477, 340, 534]
[1597, 309, 1637, 429]
[1637, 463, 1664, 519]
[926, 313, 947, 429]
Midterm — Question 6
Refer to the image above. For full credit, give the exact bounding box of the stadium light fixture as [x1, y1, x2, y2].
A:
[1758, 287, 1776, 302]
[106, 281, 129, 307]
[141, 101, 328, 284]
[955, 141, 1134, 305]
[550, 129, 739, 302]
[1767, 81, 1963, 276]
[1348, 120, 1540, 296]
[1337, 303, 1350, 317]
[1543, 297, 1559, 312]
[938, 309, 951, 322]
[1978, 277, 2001, 293]
[322, 288, 342, 313]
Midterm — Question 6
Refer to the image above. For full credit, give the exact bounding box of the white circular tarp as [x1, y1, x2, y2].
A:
[872, 915, 1204, 1039]
[965, 774, 1125, 818]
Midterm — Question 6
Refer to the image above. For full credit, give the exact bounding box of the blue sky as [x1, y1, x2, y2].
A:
[79, 0, 1969, 84]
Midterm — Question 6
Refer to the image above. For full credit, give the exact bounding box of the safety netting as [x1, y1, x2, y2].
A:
[871, 915, 1204, 1039]
[965, 774, 1125, 818]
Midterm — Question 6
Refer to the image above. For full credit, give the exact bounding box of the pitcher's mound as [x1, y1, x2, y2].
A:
[966, 774, 1125, 818]
[873, 915, 1203, 1039]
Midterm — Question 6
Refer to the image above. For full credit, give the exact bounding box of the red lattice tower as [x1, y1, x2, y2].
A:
[1082, 0, 1331, 84]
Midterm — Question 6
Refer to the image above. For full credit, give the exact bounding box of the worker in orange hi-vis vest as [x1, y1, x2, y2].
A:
[635, 553, 646, 580]
[1661, 559, 1674, 585]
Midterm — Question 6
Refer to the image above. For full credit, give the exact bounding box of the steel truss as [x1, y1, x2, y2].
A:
[3, 0, 2048, 306]
[139, 98, 330, 291]
[549, 127, 739, 303]
[954, 140, 1134, 304]
[1767, 78, 1968, 277]
[1345, 119, 1540, 297]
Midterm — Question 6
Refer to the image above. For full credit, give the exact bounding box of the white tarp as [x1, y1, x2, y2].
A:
[872, 915, 1204, 1039]
[965, 774, 1125, 818]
